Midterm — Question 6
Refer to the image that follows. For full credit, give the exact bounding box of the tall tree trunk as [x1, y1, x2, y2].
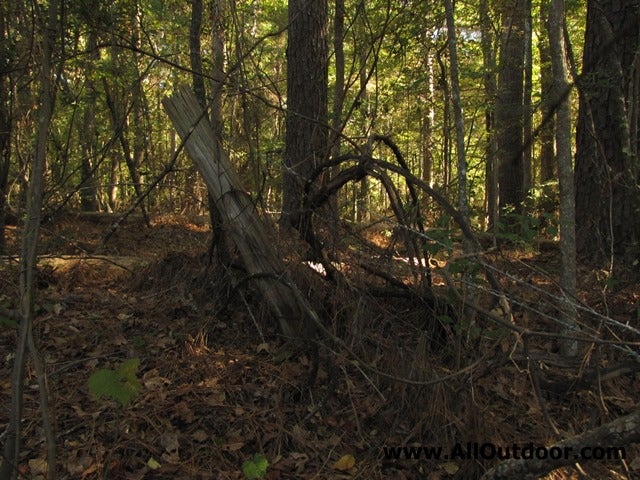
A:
[421, 50, 435, 189]
[496, 0, 526, 221]
[79, 29, 99, 212]
[356, 7, 370, 223]
[548, 0, 577, 357]
[328, 0, 345, 237]
[0, 0, 13, 253]
[538, 0, 556, 185]
[522, 0, 533, 197]
[281, 0, 329, 234]
[436, 45, 452, 196]
[1, 0, 58, 477]
[574, 0, 640, 261]
[480, 0, 498, 231]
[189, 0, 228, 258]
[444, 0, 469, 227]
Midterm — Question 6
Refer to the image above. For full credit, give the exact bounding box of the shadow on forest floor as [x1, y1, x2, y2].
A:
[1, 212, 639, 479]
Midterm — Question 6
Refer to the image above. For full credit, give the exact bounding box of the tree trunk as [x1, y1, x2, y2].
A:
[496, 0, 526, 220]
[326, 0, 345, 240]
[480, 0, 498, 231]
[281, 0, 329, 233]
[537, 0, 556, 185]
[522, 0, 533, 197]
[1, 1, 58, 477]
[0, 4, 11, 253]
[548, 0, 577, 357]
[420, 49, 435, 189]
[444, 0, 469, 227]
[436, 45, 452, 196]
[79, 28, 99, 212]
[574, 0, 640, 261]
[164, 87, 316, 340]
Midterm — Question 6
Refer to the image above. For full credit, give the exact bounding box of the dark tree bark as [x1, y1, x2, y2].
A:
[495, 0, 527, 219]
[0, 1, 12, 253]
[281, 0, 329, 233]
[548, 0, 577, 356]
[1, 1, 59, 476]
[537, 0, 556, 185]
[480, 0, 498, 230]
[574, 0, 640, 260]
[79, 28, 99, 212]
[522, 0, 533, 197]
[436, 45, 452, 195]
[326, 0, 345, 238]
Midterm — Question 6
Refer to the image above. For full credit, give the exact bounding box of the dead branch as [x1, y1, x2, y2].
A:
[480, 407, 640, 480]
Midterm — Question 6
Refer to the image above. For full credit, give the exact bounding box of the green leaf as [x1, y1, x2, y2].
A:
[88, 358, 142, 407]
[242, 453, 269, 480]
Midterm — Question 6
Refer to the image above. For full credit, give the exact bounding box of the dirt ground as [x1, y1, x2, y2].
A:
[1, 212, 639, 479]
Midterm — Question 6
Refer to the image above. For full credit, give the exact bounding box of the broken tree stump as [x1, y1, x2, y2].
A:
[163, 86, 316, 340]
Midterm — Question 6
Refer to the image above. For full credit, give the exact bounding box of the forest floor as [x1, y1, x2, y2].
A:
[1, 211, 639, 480]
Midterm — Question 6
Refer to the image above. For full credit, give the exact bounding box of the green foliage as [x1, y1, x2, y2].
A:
[0, 314, 17, 329]
[88, 358, 142, 407]
[423, 229, 453, 256]
[242, 453, 269, 480]
[495, 185, 560, 247]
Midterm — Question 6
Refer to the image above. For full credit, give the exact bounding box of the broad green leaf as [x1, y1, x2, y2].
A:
[242, 453, 269, 480]
[88, 358, 142, 407]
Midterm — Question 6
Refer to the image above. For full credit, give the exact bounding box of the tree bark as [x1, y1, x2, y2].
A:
[480, 0, 498, 230]
[444, 0, 469, 228]
[281, 0, 329, 233]
[537, 0, 556, 185]
[574, 0, 640, 260]
[164, 87, 315, 340]
[79, 28, 99, 212]
[0, 1, 12, 253]
[1, 1, 58, 477]
[496, 0, 526, 220]
[548, 0, 577, 357]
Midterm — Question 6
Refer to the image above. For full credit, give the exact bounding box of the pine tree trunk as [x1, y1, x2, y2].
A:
[281, 0, 329, 232]
[574, 0, 639, 260]
[495, 0, 527, 220]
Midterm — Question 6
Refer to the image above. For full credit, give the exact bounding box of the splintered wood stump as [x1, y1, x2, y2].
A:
[163, 86, 314, 339]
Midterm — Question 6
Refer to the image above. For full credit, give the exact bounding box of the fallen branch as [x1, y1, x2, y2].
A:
[480, 407, 640, 479]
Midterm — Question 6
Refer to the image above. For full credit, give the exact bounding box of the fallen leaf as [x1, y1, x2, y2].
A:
[441, 462, 459, 474]
[192, 430, 208, 442]
[332, 454, 356, 471]
[28, 458, 48, 475]
[221, 442, 244, 452]
[160, 431, 176, 447]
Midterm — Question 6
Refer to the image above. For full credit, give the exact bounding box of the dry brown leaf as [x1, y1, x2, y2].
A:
[192, 430, 209, 442]
[204, 390, 226, 406]
[28, 458, 48, 475]
[173, 401, 195, 423]
[220, 442, 244, 452]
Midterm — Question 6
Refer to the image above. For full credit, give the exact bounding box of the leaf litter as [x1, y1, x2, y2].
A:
[0, 212, 639, 479]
